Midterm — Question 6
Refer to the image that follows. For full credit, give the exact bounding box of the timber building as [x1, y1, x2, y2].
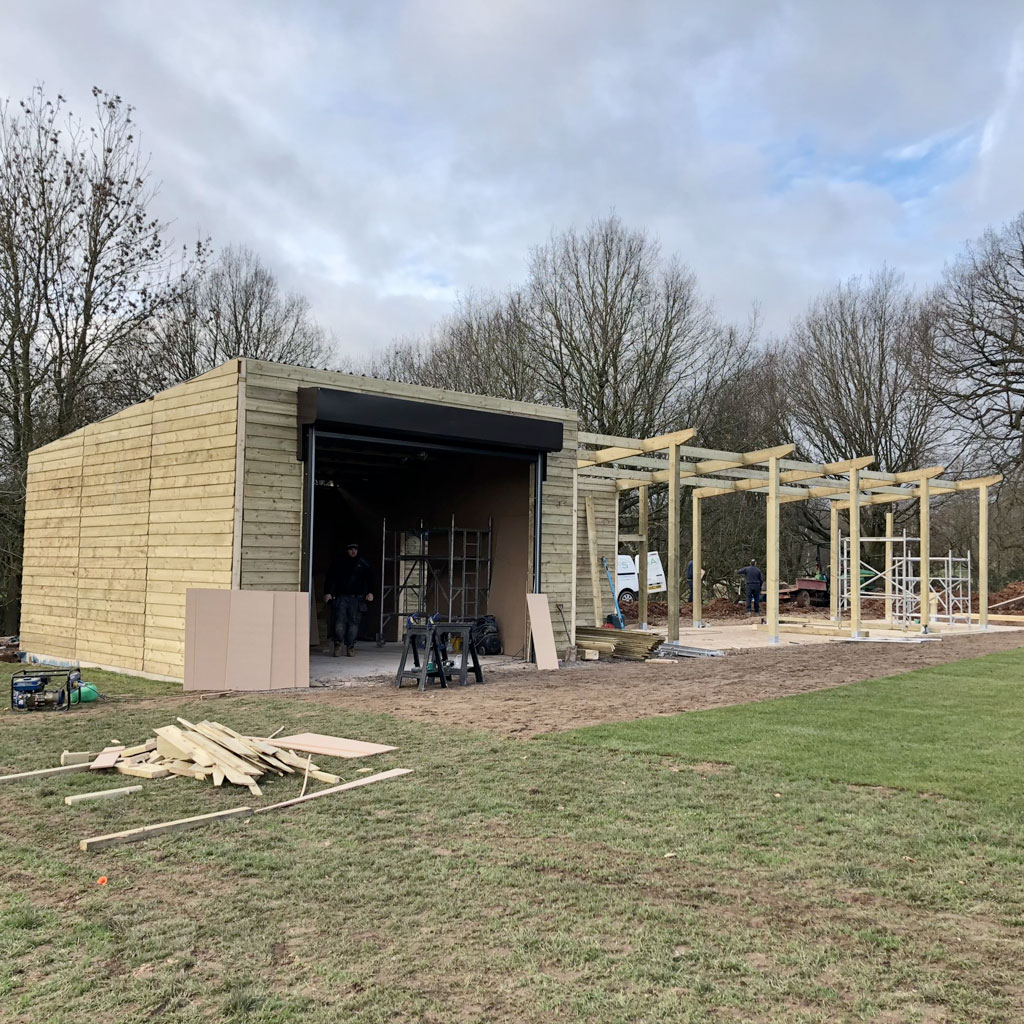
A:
[20, 360, 618, 679]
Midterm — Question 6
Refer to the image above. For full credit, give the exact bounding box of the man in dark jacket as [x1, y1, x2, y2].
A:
[324, 542, 375, 656]
[738, 559, 764, 614]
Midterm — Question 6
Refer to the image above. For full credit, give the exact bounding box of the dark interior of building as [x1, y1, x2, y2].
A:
[309, 435, 531, 657]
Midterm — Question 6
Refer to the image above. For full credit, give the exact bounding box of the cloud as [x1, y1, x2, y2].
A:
[1, 0, 1024, 355]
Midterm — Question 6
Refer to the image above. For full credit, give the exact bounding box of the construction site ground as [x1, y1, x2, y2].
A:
[299, 625, 1024, 737]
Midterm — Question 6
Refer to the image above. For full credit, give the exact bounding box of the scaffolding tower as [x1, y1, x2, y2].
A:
[837, 531, 971, 630]
[376, 516, 493, 644]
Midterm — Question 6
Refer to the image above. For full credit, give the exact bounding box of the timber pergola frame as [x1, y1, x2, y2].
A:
[577, 431, 1001, 644]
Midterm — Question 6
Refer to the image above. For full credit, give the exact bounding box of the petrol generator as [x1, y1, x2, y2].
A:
[9, 669, 97, 712]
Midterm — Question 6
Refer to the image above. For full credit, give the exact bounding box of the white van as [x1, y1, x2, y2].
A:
[615, 552, 667, 605]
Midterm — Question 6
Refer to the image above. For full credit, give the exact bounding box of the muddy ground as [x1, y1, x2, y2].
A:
[306, 630, 1024, 738]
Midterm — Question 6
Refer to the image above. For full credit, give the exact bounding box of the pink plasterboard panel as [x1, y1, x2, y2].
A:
[273, 733, 397, 758]
[526, 593, 559, 671]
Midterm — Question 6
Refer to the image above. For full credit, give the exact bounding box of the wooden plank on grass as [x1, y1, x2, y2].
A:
[162, 761, 207, 780]
[0, 763, 91, 783]
[526, 593, 559, 671]
[115, 764, 171, 779]
[156, 735, 193, 761]
[120, 739, 157, 758]
[175, 719, 263, 776]
[80, 806, 253, 852]
[271, 733, 397, 759]
[254, 767, 413, 814]
[89, 746, 126, 770]
[61, 750, 100, 766]
[65, 785, 143, 805]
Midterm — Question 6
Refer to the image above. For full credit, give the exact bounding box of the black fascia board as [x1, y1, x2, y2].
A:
[296, 386, 564, 460]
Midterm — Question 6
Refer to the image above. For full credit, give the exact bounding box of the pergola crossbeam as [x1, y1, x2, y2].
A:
[576, 428, 696, 468]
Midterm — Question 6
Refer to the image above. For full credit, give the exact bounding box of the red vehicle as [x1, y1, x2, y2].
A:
[777, 577, 829, 608]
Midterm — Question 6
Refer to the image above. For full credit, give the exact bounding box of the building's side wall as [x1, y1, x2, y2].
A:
[240, 361, 580, 647]
[20, 362, 241, 678]
[143, 366, 242, 676]
[76, 400, 153, 670]
[239, 365, 304, 592]
[20, 432, 85, 661]
[575, 473, 619, 626]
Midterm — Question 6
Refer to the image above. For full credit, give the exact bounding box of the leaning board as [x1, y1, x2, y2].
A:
[526, 593, 559, 671]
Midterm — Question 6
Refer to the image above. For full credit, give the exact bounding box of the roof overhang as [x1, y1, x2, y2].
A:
[296, 386, 564, 460]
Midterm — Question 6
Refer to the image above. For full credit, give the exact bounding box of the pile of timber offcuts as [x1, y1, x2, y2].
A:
[31, 719, 386, 797]
[576, 627, 663, 661]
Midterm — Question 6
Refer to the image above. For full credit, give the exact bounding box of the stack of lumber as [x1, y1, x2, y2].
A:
[58, 718, 345, 797]
[576, 627, 663, 661]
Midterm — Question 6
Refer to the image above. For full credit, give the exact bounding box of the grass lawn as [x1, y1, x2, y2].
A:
[0, 653, 1022, 1022]
[555, 646, 1024, 808]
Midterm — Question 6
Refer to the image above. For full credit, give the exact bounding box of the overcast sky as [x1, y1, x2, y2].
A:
[3, 0, 1023, 357]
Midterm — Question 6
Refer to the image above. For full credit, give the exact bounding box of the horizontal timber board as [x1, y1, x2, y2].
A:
[150, 381, 239, 413]
[246, 360, 576, 420]
[146, 571, 233, 584]
[239, 573, 300, 587]
[241, 497, 302, 512]
[243, 509, 301, 524]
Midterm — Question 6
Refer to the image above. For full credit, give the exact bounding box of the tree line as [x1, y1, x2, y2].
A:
[2, 85, 1022, 627]
[369, 215, 1024, 596]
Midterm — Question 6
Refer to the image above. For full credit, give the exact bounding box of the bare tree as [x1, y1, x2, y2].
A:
[370, 291, 539, 401]
[112, 245, 335, 405]
[0, 86, 190, 629]
[933, 213, 1024, 472]
[786, 268, 943, 473]
[204, 246, 331, 366]
[526, 215, 717, 436]
[782, 269, 950, 572]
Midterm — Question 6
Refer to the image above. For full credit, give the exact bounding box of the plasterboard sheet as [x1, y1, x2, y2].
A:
[185, 589, 310, 691]
[526, 593, 559, 671]
[273, 733, 397, 758]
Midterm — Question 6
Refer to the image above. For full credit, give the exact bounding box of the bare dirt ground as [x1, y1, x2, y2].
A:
[306, 629, 1024, 737]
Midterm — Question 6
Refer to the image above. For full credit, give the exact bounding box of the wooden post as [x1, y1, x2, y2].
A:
[919, 474, 930, 633]
[584, 495, 603, 625]
[766, 456, 780, 643]
[667, 442, 680, 642]
[884, 510, 894, 624]
[691, 493, 703, 628]
[979, 483, 989, 630]
[638, 485, 649, 630]
[829, 501, 840, 623]
[849, 468, 862, 637]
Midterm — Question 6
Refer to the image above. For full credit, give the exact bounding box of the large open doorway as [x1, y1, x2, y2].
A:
[297, 386, 563, 683]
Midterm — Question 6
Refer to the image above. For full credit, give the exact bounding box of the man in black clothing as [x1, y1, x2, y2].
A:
[324, 542, 375, 656]
[738, 559, 764, 614]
